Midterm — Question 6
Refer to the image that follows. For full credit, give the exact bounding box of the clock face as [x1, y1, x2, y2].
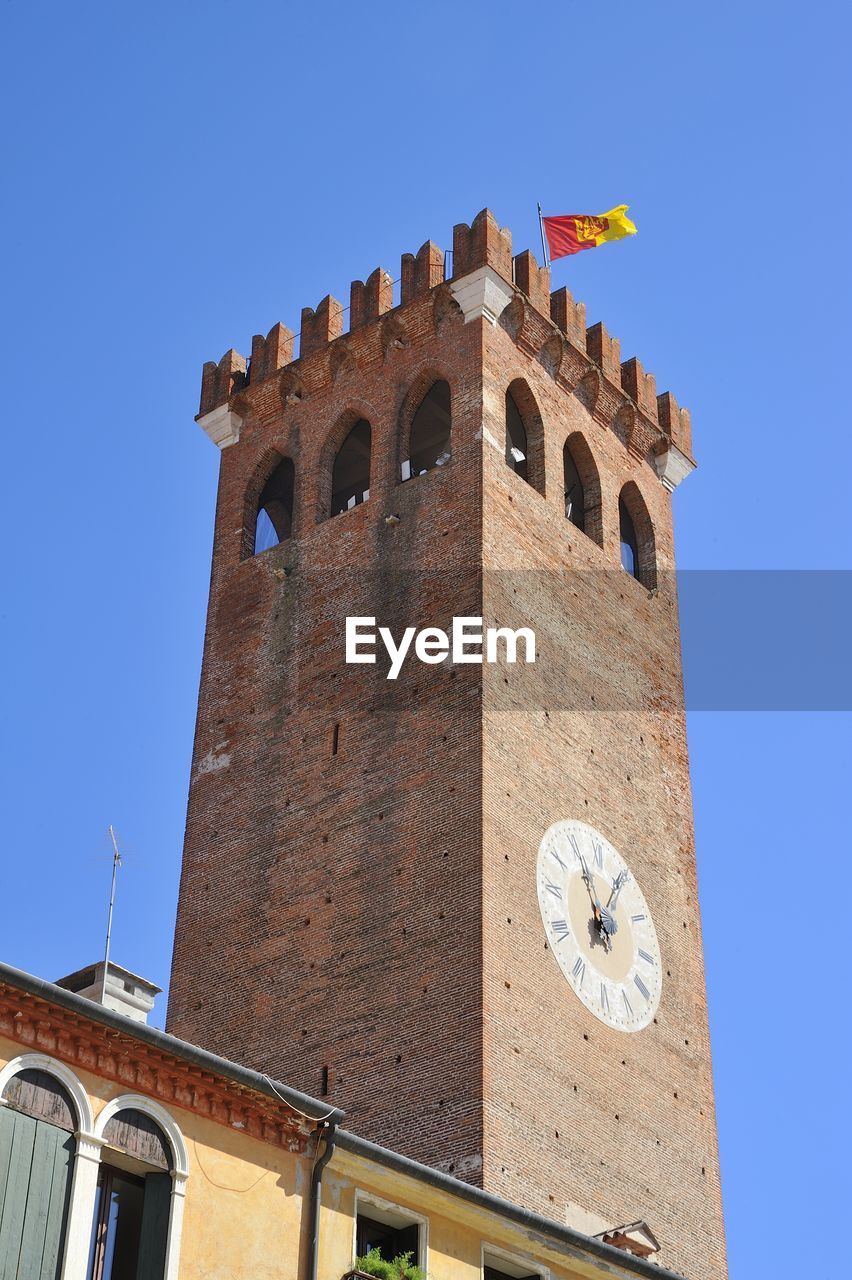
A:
[536, 819, 662, 1032]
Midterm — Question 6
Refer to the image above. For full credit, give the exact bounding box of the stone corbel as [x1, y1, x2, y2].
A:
[449, 267, 515, 325]
[654, 444, 696, 491]
[196, 403, 243, 449]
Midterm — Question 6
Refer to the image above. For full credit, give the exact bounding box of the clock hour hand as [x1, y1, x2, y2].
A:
[606, 869, 630, 916]
[599, 870, 630, 946]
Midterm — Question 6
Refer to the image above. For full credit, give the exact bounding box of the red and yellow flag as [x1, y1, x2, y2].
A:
[542, 205, 637, 260]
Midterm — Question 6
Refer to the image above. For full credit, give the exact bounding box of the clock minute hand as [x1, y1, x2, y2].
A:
[579, 855, 601, 920]
[580, 855, 614, 951]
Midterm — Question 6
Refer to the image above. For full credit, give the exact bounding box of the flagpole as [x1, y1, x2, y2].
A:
[537, 202, 549, 268]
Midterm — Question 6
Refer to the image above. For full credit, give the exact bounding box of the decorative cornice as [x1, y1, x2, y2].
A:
[499, 295, 671, 470]
[0, 983, 315, 1154]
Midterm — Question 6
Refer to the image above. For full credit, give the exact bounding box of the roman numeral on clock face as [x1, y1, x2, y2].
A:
[634, 973, 651, 1001]
[544, 880, 562, 900]
[638, 948, 655, 965]
[568, 834, 582, 863]
[622, 990, 633, 1015]
[551, 919, 570, 941]
[631, 914, 645, 923]
[592, 837, 604, 868]
[600, 983, 609, 1015]
[572, 956, 585, 985]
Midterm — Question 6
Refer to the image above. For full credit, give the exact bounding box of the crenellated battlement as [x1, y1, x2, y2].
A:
[200, 348, 247, 416]
[250, 323, 294, 385]
[197, 207, 692, 460]
[452, 208, 513, 279]
[550, 287, 586, 350]
[400, 240, 444, 303]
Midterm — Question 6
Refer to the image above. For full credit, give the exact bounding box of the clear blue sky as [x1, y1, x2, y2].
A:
[1, 4, 849, 1277]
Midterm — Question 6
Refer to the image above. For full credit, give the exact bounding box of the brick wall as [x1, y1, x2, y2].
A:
[479, 320, 725, 1280]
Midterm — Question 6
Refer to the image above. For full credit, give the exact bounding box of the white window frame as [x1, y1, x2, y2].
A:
[0, 1052, 94, 1133]
[93, 1093, 188, 1280]
[353, 1188, 428, 1271]
[481, 1240, 550, 1280]
[0, 1055, 188, 1280]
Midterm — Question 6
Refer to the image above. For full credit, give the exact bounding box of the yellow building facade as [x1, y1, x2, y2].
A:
[0, 962, 675, 1280]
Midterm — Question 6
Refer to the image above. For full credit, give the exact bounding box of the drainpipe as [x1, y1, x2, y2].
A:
[308, 1117, 339, 1280]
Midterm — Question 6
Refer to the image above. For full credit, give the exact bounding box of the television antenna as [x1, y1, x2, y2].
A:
[102, 825, 123, 1002]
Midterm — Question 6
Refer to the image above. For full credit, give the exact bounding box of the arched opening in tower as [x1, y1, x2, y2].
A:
[331, 419, 372, 515]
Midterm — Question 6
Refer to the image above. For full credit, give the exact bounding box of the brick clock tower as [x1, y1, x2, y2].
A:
[167, 210, 727, 1280]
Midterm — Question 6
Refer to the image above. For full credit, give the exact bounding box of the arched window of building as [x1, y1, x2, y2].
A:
[505, 391, 529, 482]
[561, 433, 603, 546]
[331, 419, 372, 515]
[403, 380, 451, 479]
[88, 1109, 174, 1280]
[0, 1068, 77, 1279]
[563, 444, 585, 531]
[619, 496, 638, 577]
[619, 482, 657, 589]
[504, 381, 545, 494]
[253, 455, 294, 555]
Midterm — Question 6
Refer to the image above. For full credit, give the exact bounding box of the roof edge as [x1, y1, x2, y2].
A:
[334, 1129, 687, 1280]
[0, 960, 342, 1127]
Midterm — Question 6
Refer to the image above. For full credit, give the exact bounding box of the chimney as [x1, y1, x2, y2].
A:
[54, 961, 161, 1024]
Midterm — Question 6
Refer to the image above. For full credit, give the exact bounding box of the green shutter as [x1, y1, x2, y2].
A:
[0, 1110, 17, 1252]
[0, 1108, 74, 1280]
[0, 1109, 37, 1280]
[134, 1172, 171, 1280]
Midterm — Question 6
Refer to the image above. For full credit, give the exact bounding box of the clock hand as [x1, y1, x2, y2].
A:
[606, 869, 630, 915]
[579, 855, 613, 951]
[579, 855, 601, 917]
[598, 870, 631, 947]
[596, 899, 617, 948]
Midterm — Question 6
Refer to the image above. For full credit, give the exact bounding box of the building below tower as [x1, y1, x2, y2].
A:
[0, 959, 688, 1280]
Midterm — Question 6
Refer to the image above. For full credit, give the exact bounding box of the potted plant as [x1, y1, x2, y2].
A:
[343, 1246, 426, 1280]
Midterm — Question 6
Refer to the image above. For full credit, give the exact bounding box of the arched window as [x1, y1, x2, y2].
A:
[561, 433, 603, 546]
[563, 444, 585, 531]
[504, 381, 545, 494]
[619, 483, 656, 589]
[0, 1068, 77, 1279]
[619, 496, 638, 577]
[253, 455, 294, 554]
[403, 380, 451, 479]
[89, 1109, 174, 1280]
[505, 391, 529, 482]
[102, 1108, 172, 1169]
[331, 419, 371, 515]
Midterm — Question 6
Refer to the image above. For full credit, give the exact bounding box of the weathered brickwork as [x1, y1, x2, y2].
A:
[168, 210, 725, 1280]
[480, 320, 724, 1280]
